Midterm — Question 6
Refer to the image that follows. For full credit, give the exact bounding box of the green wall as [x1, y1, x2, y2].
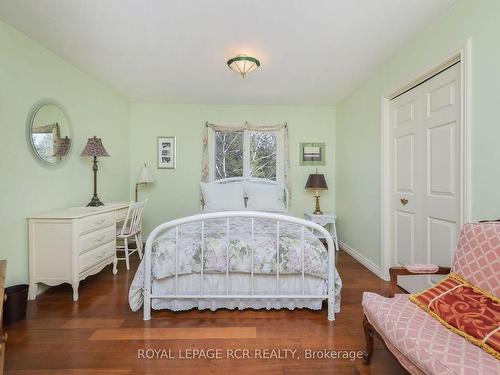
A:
[336, 0, 500, 268]
[129, 104, 336, 235]
[0, 21, 130, 285]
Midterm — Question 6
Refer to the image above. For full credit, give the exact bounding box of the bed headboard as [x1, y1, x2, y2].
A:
[205, 177, 289, 211]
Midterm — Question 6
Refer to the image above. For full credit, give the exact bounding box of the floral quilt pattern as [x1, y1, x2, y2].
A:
[151, 217, 329, 280]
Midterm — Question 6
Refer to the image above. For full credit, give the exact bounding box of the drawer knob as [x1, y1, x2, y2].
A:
[94, 219, 106, 225]
[95, 235, 106, 242]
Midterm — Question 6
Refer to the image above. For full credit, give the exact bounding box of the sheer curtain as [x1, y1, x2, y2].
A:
[201, 121, 291, 203]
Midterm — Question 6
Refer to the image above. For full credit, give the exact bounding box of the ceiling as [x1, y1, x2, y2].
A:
[0, 0, 457, 105]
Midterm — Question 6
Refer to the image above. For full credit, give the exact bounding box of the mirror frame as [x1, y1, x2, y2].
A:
[26, 98, 73, 167]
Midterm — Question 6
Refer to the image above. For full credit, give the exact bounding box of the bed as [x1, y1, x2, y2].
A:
[129, 178, 342, 321]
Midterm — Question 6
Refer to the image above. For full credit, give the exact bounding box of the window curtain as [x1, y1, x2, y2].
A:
[201, 121, 292, 203]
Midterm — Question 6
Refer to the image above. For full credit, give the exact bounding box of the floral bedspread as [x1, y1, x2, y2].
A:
[129, 217, 343, 312]
[148, 217, 330, 279]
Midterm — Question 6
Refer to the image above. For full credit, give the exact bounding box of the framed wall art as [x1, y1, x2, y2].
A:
[299, 142, 325, 166]
[157, 136, 176, 169]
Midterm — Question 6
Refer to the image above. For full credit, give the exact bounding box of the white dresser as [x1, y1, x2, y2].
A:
[28, 202, 129, 301]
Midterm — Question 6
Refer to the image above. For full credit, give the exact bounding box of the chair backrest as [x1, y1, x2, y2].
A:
[119, 199, 148, 236]
[452, 222, 500, 297]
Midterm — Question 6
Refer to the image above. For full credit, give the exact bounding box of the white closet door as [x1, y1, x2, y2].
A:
[390, 63, 461, 293]
[390, 82, 425, 293]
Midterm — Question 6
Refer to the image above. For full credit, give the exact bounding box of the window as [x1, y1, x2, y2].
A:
[215, 130, 243, 179]
[249, 131, 277, 180]
[212, 129, 283, 182]
[32, 133, 55, 162]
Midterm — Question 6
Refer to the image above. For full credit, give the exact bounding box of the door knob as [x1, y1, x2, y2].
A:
[400, 198, 409, 206]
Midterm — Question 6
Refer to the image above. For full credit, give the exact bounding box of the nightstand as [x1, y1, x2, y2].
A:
[304, 212, 339, 251]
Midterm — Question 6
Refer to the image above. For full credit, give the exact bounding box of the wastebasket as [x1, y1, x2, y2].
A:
[3, 284, 29, 325]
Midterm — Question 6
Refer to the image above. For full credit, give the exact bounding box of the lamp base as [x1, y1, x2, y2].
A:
[135, 182, 147, 202]
[86, 195, 104, 207]
[313, 194, 323, 215]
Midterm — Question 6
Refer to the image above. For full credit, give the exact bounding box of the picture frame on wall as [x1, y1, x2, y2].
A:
[299, 142, 325, 166]
[157, 136, 176, 169]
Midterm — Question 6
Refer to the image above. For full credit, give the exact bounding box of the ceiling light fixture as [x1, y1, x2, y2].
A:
[227, 54, 260, 77]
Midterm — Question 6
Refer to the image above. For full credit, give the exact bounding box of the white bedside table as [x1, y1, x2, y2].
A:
[304, 212, 339, 251]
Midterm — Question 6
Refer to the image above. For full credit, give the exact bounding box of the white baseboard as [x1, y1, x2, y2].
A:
[339, 241, 387, 280]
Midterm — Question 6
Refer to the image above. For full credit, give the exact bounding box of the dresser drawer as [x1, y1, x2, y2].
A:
[79, 212, 115, 235]
[79, 242, 115, 273]
[79, 225, 115, 254]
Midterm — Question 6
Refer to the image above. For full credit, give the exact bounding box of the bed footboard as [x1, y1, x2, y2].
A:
[142, 211, 337, 321]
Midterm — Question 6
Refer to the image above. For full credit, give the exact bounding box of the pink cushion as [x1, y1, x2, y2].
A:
[362, 292, 500, 375]
[452, 223, 500, 297]
[405, 264, 439, 273]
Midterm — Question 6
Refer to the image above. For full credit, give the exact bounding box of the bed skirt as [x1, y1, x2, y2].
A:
[130, 271, 342, 313]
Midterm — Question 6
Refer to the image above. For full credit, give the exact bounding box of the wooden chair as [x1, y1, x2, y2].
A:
[113, 199, 148, 274]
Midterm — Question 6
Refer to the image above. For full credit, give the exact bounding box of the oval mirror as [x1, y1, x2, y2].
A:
[27, 100, 72, 165]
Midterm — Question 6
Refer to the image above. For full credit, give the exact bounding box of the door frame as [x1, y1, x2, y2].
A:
[380, 39, 472, 281]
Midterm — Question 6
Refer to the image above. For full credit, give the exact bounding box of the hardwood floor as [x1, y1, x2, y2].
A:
[5, 251, 406, 374]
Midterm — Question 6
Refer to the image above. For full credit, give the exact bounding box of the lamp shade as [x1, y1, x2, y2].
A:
[305, 173, 328, 190]
[80, 136, 110, 157]
[138, 163, 154, 183]
[227, 55, 260, 77]
[53, 136, 71, 158]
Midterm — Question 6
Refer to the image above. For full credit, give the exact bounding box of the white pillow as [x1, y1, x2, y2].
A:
[244, 182, 287, 213]
[200, 182, 245, 212]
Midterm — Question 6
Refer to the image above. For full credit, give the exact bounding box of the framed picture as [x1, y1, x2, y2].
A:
[157, 136, 176, 169]
[299, 142, 325, 166]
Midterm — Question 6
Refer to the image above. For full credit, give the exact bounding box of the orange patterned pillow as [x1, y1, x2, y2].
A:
[410, 272, 500, 359]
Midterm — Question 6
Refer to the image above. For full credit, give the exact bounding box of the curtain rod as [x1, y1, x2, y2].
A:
[205, 121, 287, 128]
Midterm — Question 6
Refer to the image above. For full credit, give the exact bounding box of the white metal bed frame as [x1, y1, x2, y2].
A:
[143, 178, 336, 321]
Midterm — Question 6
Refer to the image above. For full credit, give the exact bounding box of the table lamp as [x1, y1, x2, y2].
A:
[135, 163, 154, 201]
[305, 170, 328, 215]
[81, 136, 110, 207]
[53, 136, 71, 159]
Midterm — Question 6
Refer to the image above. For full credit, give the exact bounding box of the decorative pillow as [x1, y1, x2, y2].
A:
[244, 182, 287, 213]
[410, 272, 500, 359]
[200, 182, 245, 212]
